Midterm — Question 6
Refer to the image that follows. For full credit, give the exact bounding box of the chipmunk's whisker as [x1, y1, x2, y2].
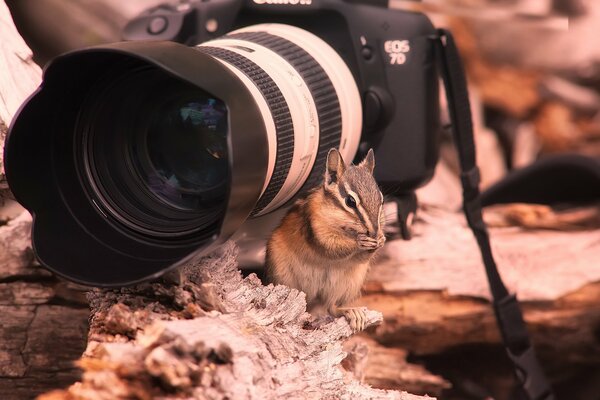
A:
[383, 214, 398, 222]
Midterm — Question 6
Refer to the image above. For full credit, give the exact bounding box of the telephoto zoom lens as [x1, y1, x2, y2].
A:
[4, 24, 362, 285]
[198, 24, 361, 216]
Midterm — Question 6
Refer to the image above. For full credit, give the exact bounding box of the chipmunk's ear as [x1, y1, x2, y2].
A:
[325, 148, 346, 185]
[359, 148, 375, 174]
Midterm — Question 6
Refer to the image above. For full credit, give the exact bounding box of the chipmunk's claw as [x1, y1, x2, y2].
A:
[342, 307, 367, 332]
[357, 234, 385, 250]
[357, 234, 378, 250]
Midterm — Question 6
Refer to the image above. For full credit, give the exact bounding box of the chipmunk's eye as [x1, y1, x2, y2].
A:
[345, 195, 357, 209]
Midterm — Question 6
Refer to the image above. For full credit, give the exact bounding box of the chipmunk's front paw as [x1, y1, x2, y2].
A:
[328, 305, 367, 332]
[341, 307, 367, 332]
[357, 234, 378, 250]
[357, 234, 385, 250]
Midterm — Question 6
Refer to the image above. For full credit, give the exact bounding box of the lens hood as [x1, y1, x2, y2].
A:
[4, 41, 269, 286]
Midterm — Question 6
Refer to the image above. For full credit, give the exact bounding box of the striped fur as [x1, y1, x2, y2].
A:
[265, 149, 385, 320]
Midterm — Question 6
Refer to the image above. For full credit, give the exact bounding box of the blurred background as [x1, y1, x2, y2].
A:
[2, 0, 600, 399]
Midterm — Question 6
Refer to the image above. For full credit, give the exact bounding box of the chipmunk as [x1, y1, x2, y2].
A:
[265, 148, 386, 331]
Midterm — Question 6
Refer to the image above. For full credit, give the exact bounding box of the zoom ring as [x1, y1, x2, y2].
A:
[227, 31, 343, 198]
[198, 46, 295, 216]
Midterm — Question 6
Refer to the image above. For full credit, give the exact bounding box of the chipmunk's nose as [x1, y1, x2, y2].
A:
[368, 218, 381, 239]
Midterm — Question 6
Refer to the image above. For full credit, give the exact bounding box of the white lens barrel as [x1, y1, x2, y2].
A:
[198, 23, 362, 216]
[201, 36, 320, 212]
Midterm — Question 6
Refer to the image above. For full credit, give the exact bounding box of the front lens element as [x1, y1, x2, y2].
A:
[143, 96, 228, 211]
[78, 64, 230, 239]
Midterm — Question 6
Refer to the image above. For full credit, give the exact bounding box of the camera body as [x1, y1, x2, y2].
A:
[124, 0, 441, 196]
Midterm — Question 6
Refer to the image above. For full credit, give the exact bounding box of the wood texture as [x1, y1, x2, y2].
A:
[343, 335, 451, 397]
[355, 199, 600, 397]
[377, 202, 600, 301]
[0, 213, 89, 400]
[41, 243, 427, 400]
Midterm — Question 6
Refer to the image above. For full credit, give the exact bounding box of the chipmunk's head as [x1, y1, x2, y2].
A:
[322, 148, 385, 241]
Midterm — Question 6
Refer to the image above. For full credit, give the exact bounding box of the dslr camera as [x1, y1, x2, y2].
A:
[5, 0, 441, 285]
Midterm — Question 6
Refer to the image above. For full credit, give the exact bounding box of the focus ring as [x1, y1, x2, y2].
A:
[227, 31, 342, 197]
[198, 46, 294, 215]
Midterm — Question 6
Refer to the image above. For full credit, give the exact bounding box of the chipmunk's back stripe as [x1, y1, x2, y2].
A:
[227, 31, 342, 198]
[198, 46, 294, 216]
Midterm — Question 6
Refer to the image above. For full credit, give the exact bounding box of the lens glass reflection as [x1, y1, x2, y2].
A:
[143, 97, 228, 211]
[79, 64, 230, 238]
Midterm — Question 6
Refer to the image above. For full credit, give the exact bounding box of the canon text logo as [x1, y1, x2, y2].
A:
[253, 0, 312, 5]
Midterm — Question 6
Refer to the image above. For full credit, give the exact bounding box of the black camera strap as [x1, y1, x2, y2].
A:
[434, 29, 555, 400]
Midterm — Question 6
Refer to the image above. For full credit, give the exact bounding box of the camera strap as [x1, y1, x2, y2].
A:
[434, 29, 555, 400]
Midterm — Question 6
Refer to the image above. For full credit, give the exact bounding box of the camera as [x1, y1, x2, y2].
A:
[4, 0, 441, 285]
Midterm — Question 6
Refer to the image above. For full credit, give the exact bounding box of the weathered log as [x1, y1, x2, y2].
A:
[358, 199, 600, 397]
[343, 335, 451, 397]
[0, 212, 427, 399]
[377, 202, 600, 302]
[0, 213, 89, 400]
[40, 242, 426, 400]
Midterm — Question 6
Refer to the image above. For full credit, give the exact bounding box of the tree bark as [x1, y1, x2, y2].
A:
[0, 213, 90, 400]
[39, 242, 427, 400]
[343, 335, 451, 397]
[356, 195, 600, 398]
